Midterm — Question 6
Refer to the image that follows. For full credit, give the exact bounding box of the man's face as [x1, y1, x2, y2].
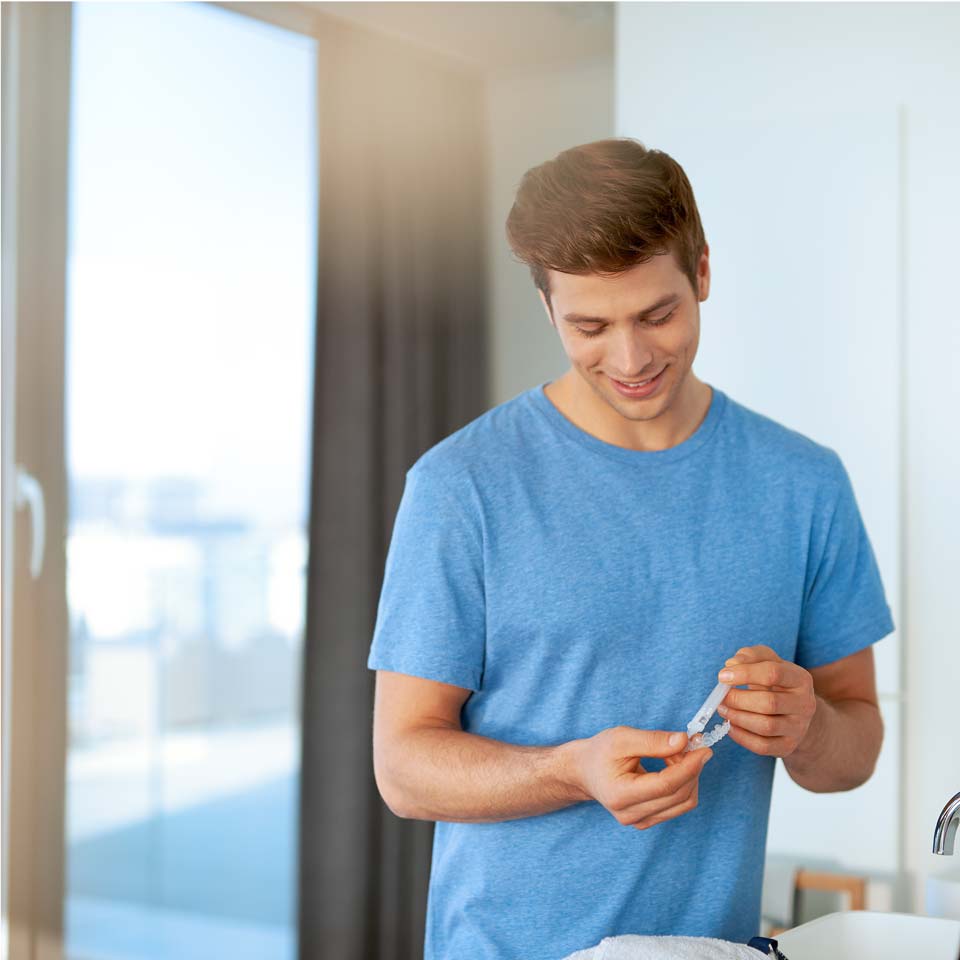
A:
[538, 246, 710, 423]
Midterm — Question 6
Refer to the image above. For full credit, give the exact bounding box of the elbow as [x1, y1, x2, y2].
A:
[786, 702, 884, 793]
[826, 704, 886, 792]
[374, 763, 411, 819]
[856, 709, 885, 788]
[377, 783, 406, 819]
[373, 741, 418, 819]
[845, 714, 886, 792]
[385, 798, 414, 820]
[835, 758, 880, 792]
[373, 729, 400, 815]
[851, 702, 885, 788]
[833, 757, 880, 793]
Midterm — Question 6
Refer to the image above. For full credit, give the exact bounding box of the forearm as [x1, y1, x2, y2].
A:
[382, 726, 590, 824]
[783, 696, 883, 793]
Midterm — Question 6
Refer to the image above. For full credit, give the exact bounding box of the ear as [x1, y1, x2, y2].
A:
[697, 243, 711, 302]
[537, 288, 556, 327]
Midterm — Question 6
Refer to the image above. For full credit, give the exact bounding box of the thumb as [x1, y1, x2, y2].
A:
[624, 728, 688, 758]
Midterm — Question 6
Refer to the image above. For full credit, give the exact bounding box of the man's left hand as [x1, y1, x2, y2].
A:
[716, 645, 818, 758]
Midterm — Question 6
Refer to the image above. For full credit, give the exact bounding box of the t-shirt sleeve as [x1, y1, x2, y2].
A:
[795, 451, 895, 670]
[366, 462, 486, 691]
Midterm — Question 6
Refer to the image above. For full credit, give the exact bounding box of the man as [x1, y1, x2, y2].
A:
[367, 138, 893, 960]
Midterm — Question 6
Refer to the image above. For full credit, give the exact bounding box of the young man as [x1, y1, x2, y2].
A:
[367, 138, 893, 960]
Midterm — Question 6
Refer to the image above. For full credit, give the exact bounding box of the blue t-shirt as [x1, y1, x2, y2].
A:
[367, 383, 894, 960]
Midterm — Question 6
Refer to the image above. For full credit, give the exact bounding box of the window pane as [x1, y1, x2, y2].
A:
[64, 5, 316, 958]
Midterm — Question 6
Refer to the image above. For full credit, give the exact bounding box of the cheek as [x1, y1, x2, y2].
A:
[562, 335, 603, 367]
[663, 323, 698, 358]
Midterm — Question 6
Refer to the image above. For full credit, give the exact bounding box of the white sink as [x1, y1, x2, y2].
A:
[775, 910, 960, 960]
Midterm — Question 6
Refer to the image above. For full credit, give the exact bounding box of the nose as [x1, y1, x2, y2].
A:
[609, 326, 655, 378]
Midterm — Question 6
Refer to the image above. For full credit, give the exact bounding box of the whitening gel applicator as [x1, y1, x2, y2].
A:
[683, 681, 732, 752]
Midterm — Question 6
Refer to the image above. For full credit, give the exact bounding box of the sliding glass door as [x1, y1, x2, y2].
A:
[5, 4, 316, 958]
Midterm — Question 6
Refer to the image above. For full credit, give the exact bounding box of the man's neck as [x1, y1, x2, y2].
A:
[544, 370, 713, 452]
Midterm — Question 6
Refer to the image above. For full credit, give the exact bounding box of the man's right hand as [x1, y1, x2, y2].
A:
[571, 726, 713, 830]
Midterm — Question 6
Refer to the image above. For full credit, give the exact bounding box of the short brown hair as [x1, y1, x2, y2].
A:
[505, 138, 706, 309]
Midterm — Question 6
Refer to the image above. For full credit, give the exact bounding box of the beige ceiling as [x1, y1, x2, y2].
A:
[303, 1, 614, 72]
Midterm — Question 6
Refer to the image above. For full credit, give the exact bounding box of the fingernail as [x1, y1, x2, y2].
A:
[668, 732, 685, 748]
[718, 670, 734, 682]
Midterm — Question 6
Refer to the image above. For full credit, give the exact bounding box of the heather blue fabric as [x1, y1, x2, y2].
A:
[367, 383, 894, 960]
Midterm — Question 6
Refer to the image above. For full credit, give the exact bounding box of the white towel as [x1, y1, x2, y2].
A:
[560, 934, 764, 960]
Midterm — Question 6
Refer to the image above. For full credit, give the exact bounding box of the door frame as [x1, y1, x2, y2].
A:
[3, 3, 72, 959]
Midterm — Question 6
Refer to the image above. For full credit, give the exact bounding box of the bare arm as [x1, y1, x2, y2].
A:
[716, 645, 883, 793]
[382, 725, 587, 823]
[781, 650, 883, 792]
[373, 670, 712, 826]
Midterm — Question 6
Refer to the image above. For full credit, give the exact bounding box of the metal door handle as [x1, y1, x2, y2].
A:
[14, 464, 45, 579]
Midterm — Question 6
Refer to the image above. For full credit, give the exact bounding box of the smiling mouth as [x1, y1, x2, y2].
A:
[610, 369, 663, 387]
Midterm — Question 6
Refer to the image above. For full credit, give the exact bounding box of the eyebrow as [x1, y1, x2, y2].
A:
[561, 293, 681, 325]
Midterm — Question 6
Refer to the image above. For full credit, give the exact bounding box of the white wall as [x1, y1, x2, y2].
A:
[486, 57, 614, 406]
[616, 1, 960, 913]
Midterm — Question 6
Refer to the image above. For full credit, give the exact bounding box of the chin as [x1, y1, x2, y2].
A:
[609, 394, 670, 422]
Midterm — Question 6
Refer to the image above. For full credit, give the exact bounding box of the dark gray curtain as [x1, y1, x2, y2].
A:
[297, 17, 488, 960]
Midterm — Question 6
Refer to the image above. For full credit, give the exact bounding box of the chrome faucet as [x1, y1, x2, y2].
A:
[933, 791, 960, 855]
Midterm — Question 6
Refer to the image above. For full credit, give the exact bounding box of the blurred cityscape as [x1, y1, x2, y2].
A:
[64, 474, 305, 959]
[67, 474, 305, 744]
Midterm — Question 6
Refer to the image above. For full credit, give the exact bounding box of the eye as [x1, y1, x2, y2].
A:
[575, 325, 604, 338]
[574, 308, 676, 338]
[646, 308, 677, 327]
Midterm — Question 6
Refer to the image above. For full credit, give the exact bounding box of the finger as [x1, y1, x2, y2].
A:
[725, 645, 780, 666]
[663, 733, 705, 765]
[615, 728, 690, 760]
[718, 659, 803, 690]
[717, 702, 789, 738]
[664, 743, 706, 767]
[620, 779, 697, 825]
[619, 729, 689, 776]
[625, 747, 711, 799]
[619, 768, 702, 825]
[663, 735, 706, 765]
[722, 688, 795, 715]
[727, 722, 792, 757]
[630, 781, 702, 830]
